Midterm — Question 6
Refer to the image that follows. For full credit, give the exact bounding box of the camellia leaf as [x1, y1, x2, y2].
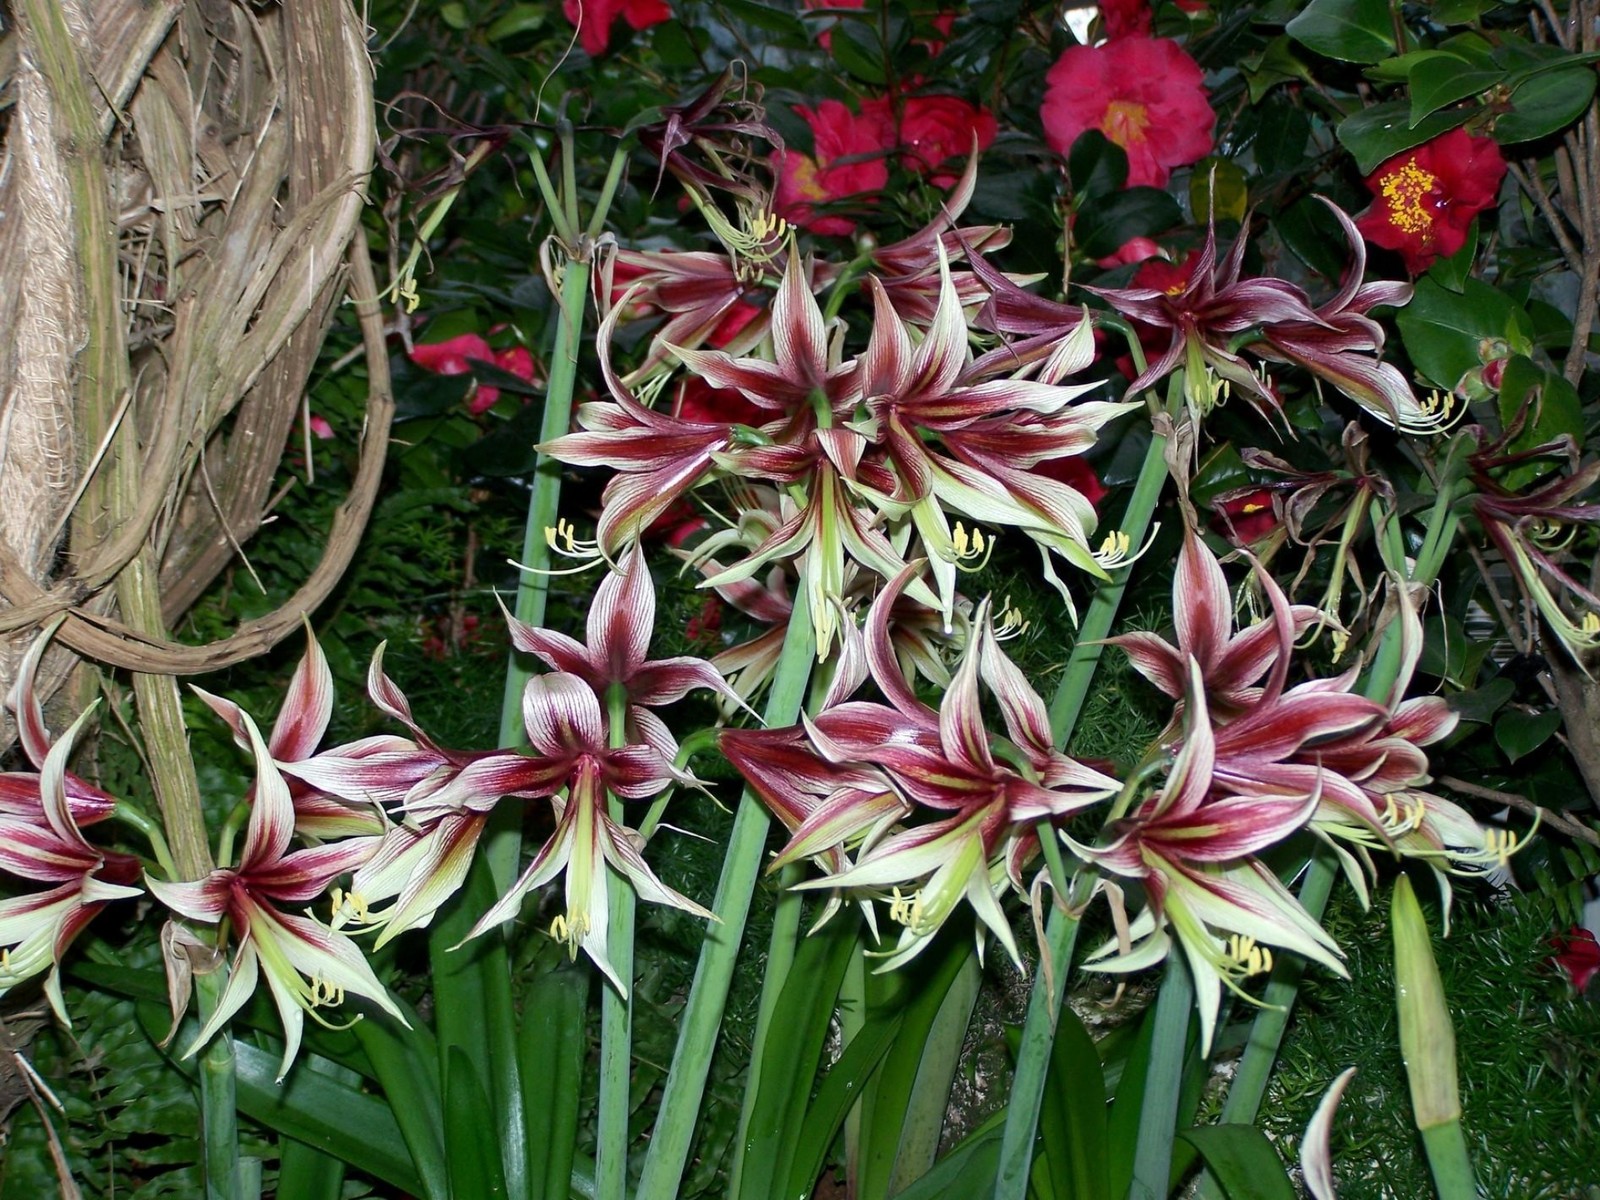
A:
[1190, 157, 1250, 224]
[1496, 356, 1584, 487]
[1074, 188, 1183, 260]
[1495, 708, 1564, 763]
[1337, 101, 1472, 174]
[1408, 56, 1501, 127]
[1496, 68, 1598, 143]
[1240, 36, 1316, 102]
[1069, 130, 1129, 200]
[830, 16, 887, 85]
[1395, 276, 1518, 390]
[1425, 221, 1478, 293]
[1286, 0, 1396, 63]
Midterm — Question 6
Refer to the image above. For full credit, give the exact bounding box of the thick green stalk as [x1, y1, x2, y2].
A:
[635, 590, 817, 1200]
[196, 971, 241, 1200]
[597, 685, 636, 1199]
[993, 420, 1170, 1200]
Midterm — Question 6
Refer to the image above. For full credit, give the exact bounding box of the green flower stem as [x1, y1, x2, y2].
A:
[598, 685, 636, 1200]
[636, 589, 816, 1200]
[1419, 1122, 1478, 1200]
[995, 405, 1172, 1200]
[487, 222, 594, 895]
[196, 969, 242, 1200]
[111, 800, 179, 882]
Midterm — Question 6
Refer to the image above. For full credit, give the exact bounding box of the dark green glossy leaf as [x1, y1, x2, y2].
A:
[1450, 676, 1515, 723]
[884, 1111, 1005, 1200]
[1408, 57, 1501, 126]
[1432, 0, 1497, 23]
[1103, 995, 1156, 1200]
[1497, 356, 1584, 487]
[831, 16, 887, 85]
[1337, 101, 1472, 174]
[446, 1046, 510, 1199]
[1496, 708, 1564, 763]
[1395, 276, 1517, 390]
[1240, 36, 1315, 103]
[1068, 130, 1128, 200]
[1497, 68, 1598, 143]
[1426, 221, 1478, 293]
[1074, 188, 1182, 261]
[1286, 0, 1396, 62]
[1177, 1125, 1296, 1200]
[484, 4, 546, 41]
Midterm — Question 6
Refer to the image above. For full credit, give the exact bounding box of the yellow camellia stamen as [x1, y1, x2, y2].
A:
[1101, 99, 1151, 148]
[1380, 158, 1440, 235]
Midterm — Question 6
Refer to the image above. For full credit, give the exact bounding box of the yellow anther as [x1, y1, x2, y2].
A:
[889, 887, 922, 927]
[1225, 933, 1274, 977]
[1582, 612, 1600, 635]
[1095, 529, 1133, 568]
[1330, 627, 1351, 663]
[308, 977, 347, 1009]
[950, 522, 996, 571]
[994, 597, 1030, 641]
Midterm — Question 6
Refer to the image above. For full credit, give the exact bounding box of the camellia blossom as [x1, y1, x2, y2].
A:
[410, 333, 538, 415]
[1355, 128, 1507, 274]
[862, 95, 998, 185]
[562, 0, 671, 57]
[1100, 0, 1153, 39]
[1549, 926, 1600, 993]
[1041, 38, 1214, 189]
[774, 100, 890, 236]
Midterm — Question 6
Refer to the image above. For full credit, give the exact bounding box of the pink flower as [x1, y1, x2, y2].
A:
[1100, 0, 1153, 38]
[773, 101, 890, 236]
[562, 0, 671, 56]
[1355, 128, 1506, 274]
[1550, 927, 1600, 994]
[409, 334, 536, 415]
[862, 95, 998, 185]
[1097, 236, 1164, 269]
[1041, 38, 1215, 189]
[308, 415, 335, 440]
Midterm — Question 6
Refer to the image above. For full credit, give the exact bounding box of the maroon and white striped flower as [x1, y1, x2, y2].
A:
[0, 706, 142, 1021]
[146, 711, 402, 1081]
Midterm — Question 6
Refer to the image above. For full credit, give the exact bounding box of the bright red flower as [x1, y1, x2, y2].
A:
[1355, 128, 1506, 274]
[562, 0, 671, 56]
[409, 334, 536, 414]
[1212, 487, 1281, 546]
[773, 100, 890, 236]
[1549, 927, 1600, 994]
[1100, 0, 1152, 38]
[1041, 37, 1214, 189]
[862, 95, 998, 185]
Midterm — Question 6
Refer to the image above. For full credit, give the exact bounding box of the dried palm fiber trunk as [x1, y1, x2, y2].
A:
[0, 0, 392, 792]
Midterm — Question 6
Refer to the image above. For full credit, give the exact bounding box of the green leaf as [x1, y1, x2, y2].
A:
[1449, 676, 1515, 723]
[1239, 36, 1315, 103]
[884, 1111, 1006, 1200]
[1496, 356, 1584, 485]
[735, 921, 860, 1200]
[1337, 101, 1472, 174]
[1408, 56, 1501, 126]
[1074, 188, 1182, 261]
[889, 949, 982, 1193]
[1178, 1126, 1295, 1200]
[1103, 994, 1156, 1200]
[485, 4, 546, 41]
[1497, 68, 1598, 143]
[446, 1046, 510, 1199]
[1037, 1006, 1111, 1200]
[784, 1013, 904, 1200]
[1190, 443, 1253, 510]
[1068, 130, 1128, 200]
[831, 17, 887, 85]
[1425, 220, 1478, 293]
[1189, 158, 1250, 224]
[1431, 0, 1496, 23]
[1495, 708, 1563, 763]
[1286, 0, 1396, 62]
[519, 967, 588, 1200]
[1394, 276, 1517, 390]
[353, 1000, 448, 1200]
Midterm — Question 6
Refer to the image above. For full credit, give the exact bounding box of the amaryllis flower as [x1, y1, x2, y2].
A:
[501, 542, 746, 762]
[2, 624, 117, 828]
[605, 248, 772, 383]
[1069, 661, 1347, 1052]
[773, 100, 890, 235]
[1356, 128, 1506, 274]
[1549, 927, 1600, 993]
[562, 0, 670, 56]
[741, 567, 1119, 970]
[464, 673, 712, 992]
[147, 712, 402, 1082]
[1041, 38, 1214, 189]
[1093, 201, 1433, 432]
[1107, 530, 1322, 719]
[0, 707, 142, 1021]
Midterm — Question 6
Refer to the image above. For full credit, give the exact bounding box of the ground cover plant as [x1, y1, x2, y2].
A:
[3, 1, 1600, 1198]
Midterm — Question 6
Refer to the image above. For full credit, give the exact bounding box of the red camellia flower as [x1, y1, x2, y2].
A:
[409, 334, 537, 415]
[863, 95, 998, 186]
[1041, 37, 1214, 189]
[562, 0, 671, 57]
[1355, 128, 1507, 274]
[1101, 0, 1153, 38]
[773, 100, 890, 236]
[1549, 926, 1600, 994]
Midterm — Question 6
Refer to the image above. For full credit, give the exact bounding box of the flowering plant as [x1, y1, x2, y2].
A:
[5, 1, 1600, 1198]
